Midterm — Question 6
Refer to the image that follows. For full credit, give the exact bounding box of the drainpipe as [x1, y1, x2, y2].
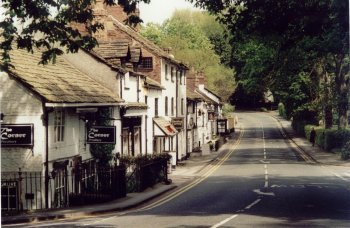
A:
[175, 69, 179, 164]
[43, 103, 52, 209]
[137, 75, 140, 102]
[145, 115, 148, 155]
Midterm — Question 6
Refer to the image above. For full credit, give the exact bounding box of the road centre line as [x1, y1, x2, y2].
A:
[210, 214, 239, 228]
[210, 198, 262, 228]
[245, 198, 262, 210]
[138, 126, 245, 211]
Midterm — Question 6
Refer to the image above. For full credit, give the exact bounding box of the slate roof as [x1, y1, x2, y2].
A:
[6, 48, 123, 104]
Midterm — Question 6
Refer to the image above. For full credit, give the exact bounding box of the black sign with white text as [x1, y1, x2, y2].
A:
[87, 126, 116, 144]
[1, 124, 34, 147]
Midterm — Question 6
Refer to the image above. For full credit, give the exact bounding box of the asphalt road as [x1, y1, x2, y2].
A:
[6, 112, 350, 227]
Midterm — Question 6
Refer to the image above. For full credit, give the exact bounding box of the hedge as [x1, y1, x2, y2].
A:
[304, 125, 350, 151]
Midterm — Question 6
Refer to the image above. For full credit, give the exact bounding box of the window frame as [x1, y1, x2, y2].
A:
[54, 109, 65, 143]
[165, 96, 168, 116]
[139, 57, 153, 70]
[155, 98, 159, 117]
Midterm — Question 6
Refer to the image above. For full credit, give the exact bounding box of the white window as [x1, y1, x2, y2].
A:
[124, 72, 130, 89]
[54, 109, 65, 142]
[165, 64, 169, 80]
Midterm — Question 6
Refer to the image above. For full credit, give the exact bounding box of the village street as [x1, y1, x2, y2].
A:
[5, 112, 350, 228]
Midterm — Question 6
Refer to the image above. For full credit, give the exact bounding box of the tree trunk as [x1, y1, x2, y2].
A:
[334, 54, 349, 130]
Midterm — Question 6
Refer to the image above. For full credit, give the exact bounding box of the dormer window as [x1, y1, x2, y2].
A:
[139, 57, 153, 70]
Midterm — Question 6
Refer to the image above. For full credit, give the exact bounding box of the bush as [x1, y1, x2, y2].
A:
[291, 108, 319, 136]
[222, 103, 235, 116]
[341, 141, 350, 160]
[304, 125, 324, 146]
[278, 102, 287, 118]
[324, 129, 350, 151]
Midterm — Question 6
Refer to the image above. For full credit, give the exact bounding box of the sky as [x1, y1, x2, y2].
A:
[139, 0, 198, 25]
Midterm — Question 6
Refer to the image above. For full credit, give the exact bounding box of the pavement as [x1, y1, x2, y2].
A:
[2, 111, 350, 225]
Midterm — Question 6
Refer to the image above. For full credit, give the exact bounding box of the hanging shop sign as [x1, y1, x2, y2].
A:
[1, 124, 34, 147]
[171, 117, 184, 131]
[87, 126, 116, 144]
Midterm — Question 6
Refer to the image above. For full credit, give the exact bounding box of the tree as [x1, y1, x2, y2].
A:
[141, 9, 236, 101]
[0, 0, 150, 70]
[191, 0, 349, 128]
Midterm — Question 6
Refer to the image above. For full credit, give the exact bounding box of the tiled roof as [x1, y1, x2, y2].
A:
[144, 77, 165, 90]
[195, 89, 216, 104]
[109, 15, 188, 69]
[6, 48, 123, 104]
[187, 88, 202, 100]
[123, 102, 148, 109]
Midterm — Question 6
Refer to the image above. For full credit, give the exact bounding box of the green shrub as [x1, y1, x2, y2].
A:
[222, 103, 235, 116]
[304, 125, 326, 148]
[341, 141, 350, 160]
[278, 102, 287, 118]
[324, 129, 350, 151]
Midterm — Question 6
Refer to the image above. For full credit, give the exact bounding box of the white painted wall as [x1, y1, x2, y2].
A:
[0, 72, 44, 172]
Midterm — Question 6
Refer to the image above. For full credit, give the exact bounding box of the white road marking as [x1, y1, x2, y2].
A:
[210, 214, 239, 228]
[245, 198, 262, 210]
[253, 189, 275, 196]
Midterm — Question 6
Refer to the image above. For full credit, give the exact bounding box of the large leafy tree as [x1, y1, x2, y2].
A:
[141, 10, 236, 101]
[0, 0, 150, 70]
[191, 0, 349, 128]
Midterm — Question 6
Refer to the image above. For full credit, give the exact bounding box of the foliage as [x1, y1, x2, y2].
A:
[341, 141, 350, 160]
[119, 153, 171, 167]
[191, 0, 349, 128]
[222, 103, 235, 116]
[0, 0, 150, 70]
[323, 129, 350, 152]
[278, 103, 287, 119]
[89, 108, 115, 165]
[140, 9, 235, 101]
[291, 108, 319, 136]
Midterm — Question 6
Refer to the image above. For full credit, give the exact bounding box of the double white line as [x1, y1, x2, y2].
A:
[139, 128, 245, 211]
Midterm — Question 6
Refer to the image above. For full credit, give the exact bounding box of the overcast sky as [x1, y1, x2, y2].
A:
[139, 0, 198, 25]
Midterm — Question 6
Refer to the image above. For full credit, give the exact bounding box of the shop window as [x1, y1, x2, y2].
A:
[54, 109, 65, 142]
[139, 57, 153, 70]
[134, 126, 141, 155]
[122, 128, 129, 155]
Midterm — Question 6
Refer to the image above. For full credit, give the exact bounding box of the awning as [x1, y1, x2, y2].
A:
[153, 117, 178, 137]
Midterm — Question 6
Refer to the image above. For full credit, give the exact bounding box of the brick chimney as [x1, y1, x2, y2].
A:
[186, 67, 208, 90]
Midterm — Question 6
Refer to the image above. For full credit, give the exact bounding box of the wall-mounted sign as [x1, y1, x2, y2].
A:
[171, 117, 184, 131]
[1, 124, 34, 147]
[87, 126, 116, 144]
[217, 119, 228, 134]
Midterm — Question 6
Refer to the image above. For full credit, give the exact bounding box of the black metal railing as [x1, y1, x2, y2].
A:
[1, 157, 169, 213]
